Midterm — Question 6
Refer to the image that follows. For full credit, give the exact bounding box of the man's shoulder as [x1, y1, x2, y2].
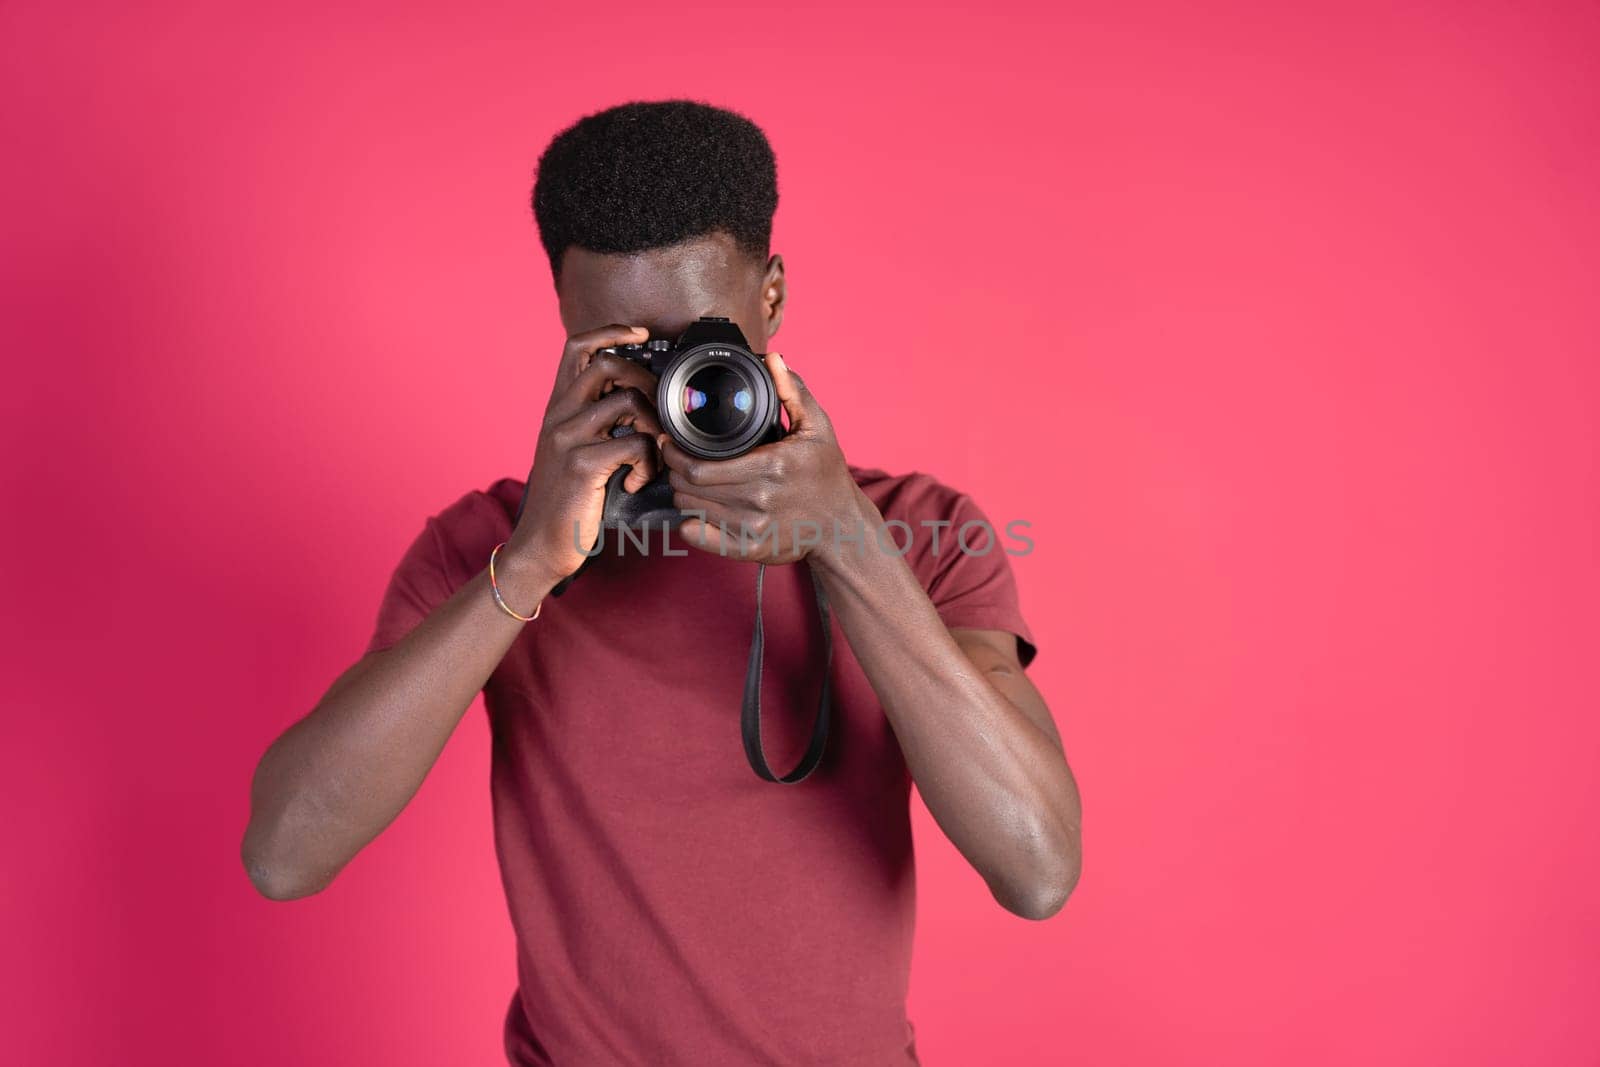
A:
[424, 476, 523, 530]
[412, 476, 525, 584]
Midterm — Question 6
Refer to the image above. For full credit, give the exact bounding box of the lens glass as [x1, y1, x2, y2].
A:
[682, 364, 755, 438]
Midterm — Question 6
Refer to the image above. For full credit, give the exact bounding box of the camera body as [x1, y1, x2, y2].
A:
[596, 316, 783, 531]
[601, 316, 782, 460]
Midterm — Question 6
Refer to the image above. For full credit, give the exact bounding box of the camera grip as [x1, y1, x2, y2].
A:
[599, 465, 683, 532]
[545, 466, 683, 597]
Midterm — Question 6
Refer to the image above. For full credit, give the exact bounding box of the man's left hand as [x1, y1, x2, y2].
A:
[658, 352, 863, 565]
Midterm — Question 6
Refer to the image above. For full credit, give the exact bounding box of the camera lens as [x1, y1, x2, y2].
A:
[656, 339, 779, 459]
[681, 364, 756, 437]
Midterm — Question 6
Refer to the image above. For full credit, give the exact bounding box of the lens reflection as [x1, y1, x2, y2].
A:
[682, 365, 754, 437]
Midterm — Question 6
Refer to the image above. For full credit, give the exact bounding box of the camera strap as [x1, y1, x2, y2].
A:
[742, 562, 834, 784]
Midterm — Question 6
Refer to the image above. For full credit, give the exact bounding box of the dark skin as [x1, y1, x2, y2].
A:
[242, 231, 1082, 919]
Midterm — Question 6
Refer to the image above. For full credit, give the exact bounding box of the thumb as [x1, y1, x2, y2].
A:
[765, 351, 808, 432]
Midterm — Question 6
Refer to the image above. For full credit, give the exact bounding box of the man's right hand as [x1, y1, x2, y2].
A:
[503, 323, 664, 588]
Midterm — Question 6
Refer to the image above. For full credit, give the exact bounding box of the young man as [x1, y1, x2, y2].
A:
[243, 100, 1082, 1066]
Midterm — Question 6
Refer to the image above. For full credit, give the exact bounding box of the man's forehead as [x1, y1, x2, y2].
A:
[557, 232, 757, 337]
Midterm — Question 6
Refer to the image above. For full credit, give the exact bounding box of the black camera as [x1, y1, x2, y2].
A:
[601, 316, 782, 459]
[594, 316, 783, 530]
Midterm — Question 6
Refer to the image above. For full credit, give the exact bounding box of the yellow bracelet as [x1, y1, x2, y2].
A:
[489, 541, 541, 622]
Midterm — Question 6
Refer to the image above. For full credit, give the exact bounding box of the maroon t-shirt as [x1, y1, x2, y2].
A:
[365, 465, 1037, 1066]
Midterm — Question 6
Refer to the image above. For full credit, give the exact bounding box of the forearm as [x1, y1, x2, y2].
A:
[810, 489, 1080, 917]
[242, 547, 557, 899]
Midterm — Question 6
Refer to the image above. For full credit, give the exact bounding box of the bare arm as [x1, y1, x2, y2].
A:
[809, 518, 1082, 920]
[241, 552, 559, 899]
[241, 323, 665, 900]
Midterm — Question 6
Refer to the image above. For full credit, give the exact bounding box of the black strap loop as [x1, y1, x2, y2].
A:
[742, 562, 834, 784]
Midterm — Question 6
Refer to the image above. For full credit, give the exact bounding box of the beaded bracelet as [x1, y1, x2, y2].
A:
[488, 541, 541, 622]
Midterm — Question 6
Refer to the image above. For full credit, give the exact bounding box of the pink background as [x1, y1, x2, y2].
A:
[3, 1, 1597, 1064]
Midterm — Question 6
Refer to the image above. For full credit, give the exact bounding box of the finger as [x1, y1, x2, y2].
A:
[558, 386, 663, 444]
[765, 351, 810, 432]
[572, 350, 661, 401]
[677, 514, 764, 559]
[669, 485, 740, 520]
[665, 466, 745, 502]
[554, 323, 650, 394]
[677, 516, 734, 557]
[677, 509, 787, 560]
[572, 430, 660, 493]
[550, 351, 660, 423]
[657, 433, 786, 486]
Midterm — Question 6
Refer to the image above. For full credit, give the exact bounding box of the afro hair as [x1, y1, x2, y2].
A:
[531, 99, 778, 279]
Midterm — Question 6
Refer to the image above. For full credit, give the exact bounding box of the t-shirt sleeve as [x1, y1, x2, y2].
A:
[895, 481, 1039, 667]
[364, 516, 455, 657]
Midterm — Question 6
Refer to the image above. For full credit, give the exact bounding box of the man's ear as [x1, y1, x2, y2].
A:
[761, 253, 786, 339]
